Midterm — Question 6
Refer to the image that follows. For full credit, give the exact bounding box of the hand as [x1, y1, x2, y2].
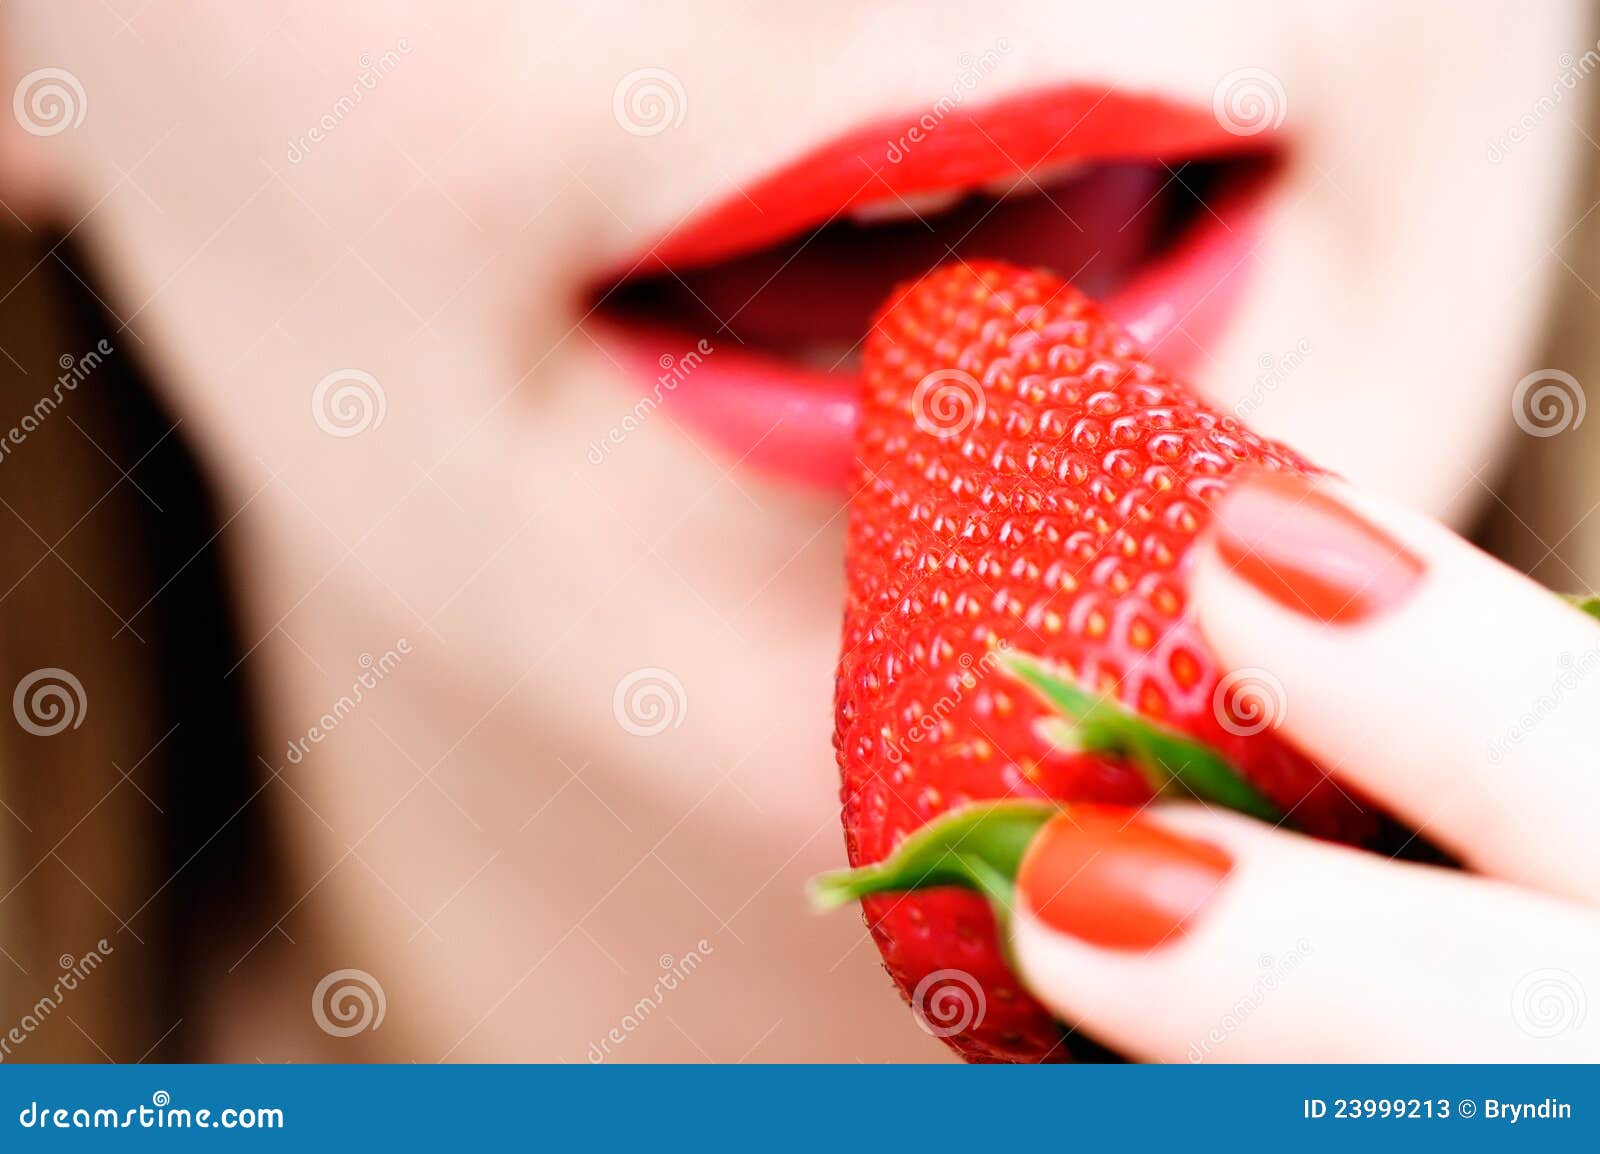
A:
[1009, 474, 1600, 1061]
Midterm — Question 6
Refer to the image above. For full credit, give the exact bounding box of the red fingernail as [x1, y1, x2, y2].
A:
[1016, 807, 1232, 951]
[1210, 473, 1423, 624]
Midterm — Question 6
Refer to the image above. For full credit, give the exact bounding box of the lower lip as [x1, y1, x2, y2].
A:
[590, 181, 1269, 495]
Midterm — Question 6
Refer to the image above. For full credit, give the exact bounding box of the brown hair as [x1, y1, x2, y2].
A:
[0, 224, 271, 1062]
[1484, 118, 1600, 590]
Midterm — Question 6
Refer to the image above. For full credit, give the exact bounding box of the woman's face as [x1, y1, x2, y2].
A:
[2, 1, 1586, 1058]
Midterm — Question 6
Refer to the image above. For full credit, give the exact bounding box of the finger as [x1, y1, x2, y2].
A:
[1189, 471, 1600, 903]
[1010, 805, 1600, 1063]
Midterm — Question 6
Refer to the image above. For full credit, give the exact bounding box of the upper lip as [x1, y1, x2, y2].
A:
[611, 82, 1279, 280]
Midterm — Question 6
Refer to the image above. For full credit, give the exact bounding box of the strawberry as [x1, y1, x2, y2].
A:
[828, 261, 1389, 1062]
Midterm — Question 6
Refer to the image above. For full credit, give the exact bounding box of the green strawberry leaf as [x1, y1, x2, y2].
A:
[809, 800, 1061, 930]
[811, 650, 1289, 917]
[999, 651, 1287, 825]
[1564, 593, 1600, 623]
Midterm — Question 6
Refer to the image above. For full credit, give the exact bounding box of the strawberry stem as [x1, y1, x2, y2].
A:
[999, 651, 1287, 825]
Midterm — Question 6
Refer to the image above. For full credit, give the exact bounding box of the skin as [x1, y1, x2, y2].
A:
[0, 2, 1590, 1060]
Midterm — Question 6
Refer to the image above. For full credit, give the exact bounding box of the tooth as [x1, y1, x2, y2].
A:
[980, 160, 1089, 199]
[792, 342, 862, 373]
[848, 190, 964, 224]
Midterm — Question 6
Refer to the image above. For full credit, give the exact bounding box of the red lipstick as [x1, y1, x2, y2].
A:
[637, 85, 1269, 275]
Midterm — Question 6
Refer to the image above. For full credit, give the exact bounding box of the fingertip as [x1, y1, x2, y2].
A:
[1199, 471, 1425, 627]
[1013, 806, 1234, 953]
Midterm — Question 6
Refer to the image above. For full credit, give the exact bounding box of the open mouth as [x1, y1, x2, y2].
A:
[587, 85, 1283, 492]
